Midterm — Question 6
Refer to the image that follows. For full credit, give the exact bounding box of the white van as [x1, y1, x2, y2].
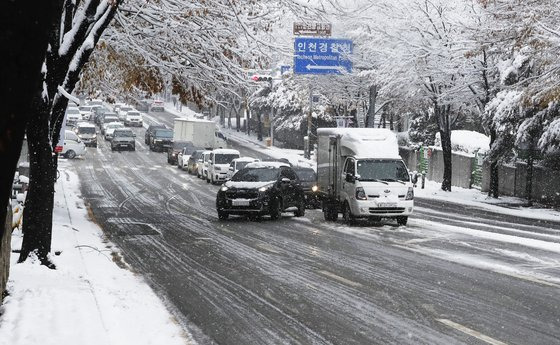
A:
[198, 151, 212, 180]
[62, 130, 87, 159]
[207, 149, 240, 184]
[226, 157, 259, 180]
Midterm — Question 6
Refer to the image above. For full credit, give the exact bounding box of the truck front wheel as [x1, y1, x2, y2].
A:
[343, 202, 356, 225]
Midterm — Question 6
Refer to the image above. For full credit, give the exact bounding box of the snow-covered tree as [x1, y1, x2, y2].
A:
[20, 0, 121, 266]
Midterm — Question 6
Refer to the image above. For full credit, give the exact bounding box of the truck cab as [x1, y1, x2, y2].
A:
[317, 128, 413, 226]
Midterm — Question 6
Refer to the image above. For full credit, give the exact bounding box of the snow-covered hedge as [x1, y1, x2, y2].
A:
[434, 130, 490, 154]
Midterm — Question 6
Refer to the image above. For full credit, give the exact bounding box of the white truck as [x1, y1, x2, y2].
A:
[317, 128, 414, 226]
[173, 118, 227, 150]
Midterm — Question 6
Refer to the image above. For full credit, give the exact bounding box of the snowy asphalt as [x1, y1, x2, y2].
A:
[73, 110, 560, 345]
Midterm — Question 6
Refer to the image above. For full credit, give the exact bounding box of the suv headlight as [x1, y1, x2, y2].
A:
[311, 185, 318, 192]
[405, 187, 414, 200]
[355, 187, 367, 200]
[258, 184, 273, 192]
[220, 186, 228, 192]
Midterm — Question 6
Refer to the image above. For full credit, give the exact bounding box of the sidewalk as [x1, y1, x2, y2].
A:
[0, 161, 193, 345]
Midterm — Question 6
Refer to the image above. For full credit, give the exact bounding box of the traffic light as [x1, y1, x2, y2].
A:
[251, 75, 272, 82]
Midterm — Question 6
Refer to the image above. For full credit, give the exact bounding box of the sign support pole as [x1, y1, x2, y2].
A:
[306, 85, 313, 159]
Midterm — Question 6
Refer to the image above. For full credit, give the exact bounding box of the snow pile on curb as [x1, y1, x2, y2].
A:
[0, 162, 193, 345]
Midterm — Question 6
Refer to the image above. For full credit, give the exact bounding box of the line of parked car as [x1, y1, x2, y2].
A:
[164, 144, 321, 220]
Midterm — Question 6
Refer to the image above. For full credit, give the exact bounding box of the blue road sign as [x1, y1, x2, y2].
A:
[293, 37, 353, 75]
[280, 65, 291, 75]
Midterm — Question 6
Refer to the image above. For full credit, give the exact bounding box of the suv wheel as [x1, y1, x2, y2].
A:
[269, 198, 282, 220]
[396, 216, 408, 226]
[218, 210, 229, 220]
[323, 202, 338, 221]
[294, 197, 305, 217]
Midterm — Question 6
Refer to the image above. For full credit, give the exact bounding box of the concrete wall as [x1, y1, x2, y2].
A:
[1, 206, 12, 301]
[481, 162, 560, 206]
[400, 147, 475, 189]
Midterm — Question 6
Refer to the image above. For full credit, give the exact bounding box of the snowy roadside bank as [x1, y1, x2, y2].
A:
[0, 160, 193, 345]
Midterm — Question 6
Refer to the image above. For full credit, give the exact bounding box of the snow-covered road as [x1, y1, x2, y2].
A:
[71, 109, 560, 345]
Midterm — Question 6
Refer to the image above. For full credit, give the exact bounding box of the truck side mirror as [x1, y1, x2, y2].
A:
[345, 173, 355, 183]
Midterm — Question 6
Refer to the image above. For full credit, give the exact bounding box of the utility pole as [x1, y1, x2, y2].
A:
[305, 85, 313, 159]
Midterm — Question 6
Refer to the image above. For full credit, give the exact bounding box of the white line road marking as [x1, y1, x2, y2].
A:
[166, 166, 178, 174]
[392, 244, 560, 289]
[437, 319, 508, 345]
[255, 243, 280, 255]
[153, 165, 162, 168]
[136, 141, 146, 150]
[316, 270, 362, 288]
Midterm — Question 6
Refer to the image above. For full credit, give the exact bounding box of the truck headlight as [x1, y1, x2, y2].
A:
[355, 187, 367, 200]
[220, 186, 228, 192]
[311, 185, 319, 192]
[405, 187, 414, 200]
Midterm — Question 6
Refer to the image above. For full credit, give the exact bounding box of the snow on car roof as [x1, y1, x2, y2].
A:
[77, 122, 95, 128]
[212, 149, 240, 155]
[245, 161, 289, 169]
[233, 157, 258, 162]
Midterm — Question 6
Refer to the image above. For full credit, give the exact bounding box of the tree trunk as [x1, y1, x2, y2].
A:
[257, 113, 263, 141]
[0, 1, 59, 240]
[235, 107, 240, 132]
[488, 130, 499, 198]
[366, 84, 377, 128]
[526, 144, 534, 207]
[440, 128, 452, 191]
[18, 105, 58, 267]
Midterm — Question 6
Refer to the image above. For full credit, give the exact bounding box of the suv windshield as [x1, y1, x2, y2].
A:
[215, 154, 239, 164]
[235, 161, 251, 170]
[66, 108, 80, 114]
[78, 127, 95, 134]
[232, 168, 279, 182]
[114, 130, 133, 138]
[127, 111, 140, 116]
[154, 130, 173, 138]
[356, 159, 409, 182]
[293, 168, 316, 182]
[121, 107, 133, 112]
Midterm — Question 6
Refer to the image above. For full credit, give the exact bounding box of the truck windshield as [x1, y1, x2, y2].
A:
[232, 168, 279, 182]
[356, 159, 409, 182]
[215, 154, 239, 164]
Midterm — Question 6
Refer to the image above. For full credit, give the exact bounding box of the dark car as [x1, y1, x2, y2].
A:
[145, 124, 166, 144]
[149, 129, 173, 152]
[293, 167, 320, 208]
[215, 163, 306, 220]
[186, 150, 205, 174]
[167, 141, 194, 165]
[110, 129, 135, 151]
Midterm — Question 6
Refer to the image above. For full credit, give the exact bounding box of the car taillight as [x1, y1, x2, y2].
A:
[355, 187, 367, 200]
[406, 187, 414, 200]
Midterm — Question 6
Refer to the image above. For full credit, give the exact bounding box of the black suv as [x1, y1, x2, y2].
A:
[293, 167, 320, 208]
[111, 129, 135, 151]
[149, 128, 173, 152]
[216, 163, 306, 220]
[145, 124, 166, 144]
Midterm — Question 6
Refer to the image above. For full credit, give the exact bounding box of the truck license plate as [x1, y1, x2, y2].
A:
[232, 200, 250, 206]
[377, 202, 397, 208]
